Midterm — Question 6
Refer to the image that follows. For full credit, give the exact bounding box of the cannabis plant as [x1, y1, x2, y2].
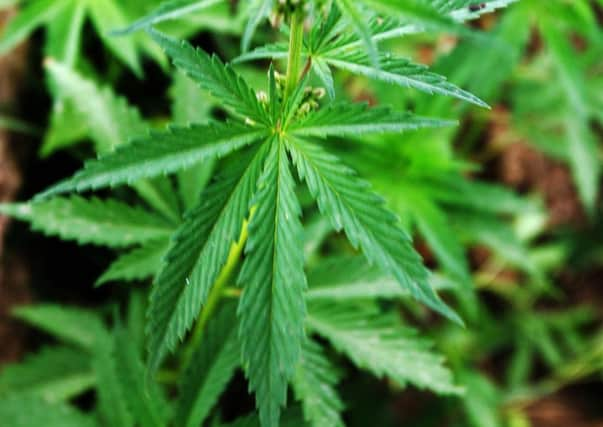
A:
[8, 1, 594, 426]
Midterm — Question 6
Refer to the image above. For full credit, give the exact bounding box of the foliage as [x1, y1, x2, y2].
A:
[0, 1, 601, 427]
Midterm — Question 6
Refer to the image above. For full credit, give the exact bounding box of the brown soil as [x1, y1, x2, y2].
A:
[491, 107, 586, 227]
[527, 390, 603, 427]
[0, 7, 31, 364]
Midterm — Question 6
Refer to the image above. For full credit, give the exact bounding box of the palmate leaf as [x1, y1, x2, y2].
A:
[96, 239, 169, 285]
[0, 346, 93, 403]
[0, 196, 173, 248]
[44, 60, 147, 155]
[148, 29, 270, 125]
[290, 103, 455, 138]
[0, 394, 97, 427]
[236, 39, 487, 108]
[146, 145, 267, 372]
[0, 0, 152, 73]
[307, 302, 460, 395]
[286, 137, 461, 324]
[292, 340, 345, 427]
[176, 304, 239, 427]
[39, 121, 267, 198]
[44, 61, 181, 221]
[114, 0, 224, 35]
[237, 140, 307, 427]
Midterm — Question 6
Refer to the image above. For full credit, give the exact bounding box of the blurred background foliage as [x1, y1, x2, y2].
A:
[0, 0, 601, 426]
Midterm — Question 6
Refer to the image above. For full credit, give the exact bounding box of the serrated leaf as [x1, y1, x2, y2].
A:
[146, 145, 267, 372]
[39, 122, 267, 198]
[97, 239, 169, 285]
[44, 61, 181, 220]
[286, 137, 461, 324]
[114, 0, 223, 35]
[237, 140, 307, 427]
[308, 302, 461, 394]
[12, 305, 109, 351]
[45, 60, 147, 154]
[176, 304, 240, 427]
[290, 103, 455, 137]
[0, 197, 173, 248]
[322, 53, 488, 108]
[148, 29, 270, 124]
[292, 340, 345, 427]
[0, 394, 97, 427]
[0, 346, 93, 403]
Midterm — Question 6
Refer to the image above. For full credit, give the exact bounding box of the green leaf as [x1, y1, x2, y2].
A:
[170, 71, 217, 210]
[87, 0, 142, 75]
[12, 305, 109, 351]
[44, 61, 181, 220]
[44, 60, 147, 155]
[334, 0, 379, 66]
[237, 140, 307, 427]
[286, 137, 461, 324]
[114, 0, 223, 35]
[290, 103, 454, 137]
[176, 304, 240, 427]
[0, 0, 68, 54]
[307, 256, 406, 301]
[361, 0, 469, 35]
[323, 53, 488, 108]
[146, 145, 267, 372]
[541, 21, 600, 213]
[113, 327, 169, 427]
[44, 0, 86, 66]
[0, 346, 93, 402]
[39, 122, 267, 198]
[96, 239, 169, 285]
[308, 302, 460, 394]
[148, 29, 270, 124]
[0, 197, 173, 248]
[241, 0, 273, 52]
[0, 394, 97, 427]
[93, 333, 134, 427]
[292, 340, 345, 427]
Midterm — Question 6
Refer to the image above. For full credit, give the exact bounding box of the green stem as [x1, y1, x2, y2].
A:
[182, 218, 251, 367]
[284, 8, 305, 105]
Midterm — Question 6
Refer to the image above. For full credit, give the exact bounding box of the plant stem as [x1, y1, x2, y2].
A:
[182, 218, 250, 367]
[284, 8, 305, 105]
